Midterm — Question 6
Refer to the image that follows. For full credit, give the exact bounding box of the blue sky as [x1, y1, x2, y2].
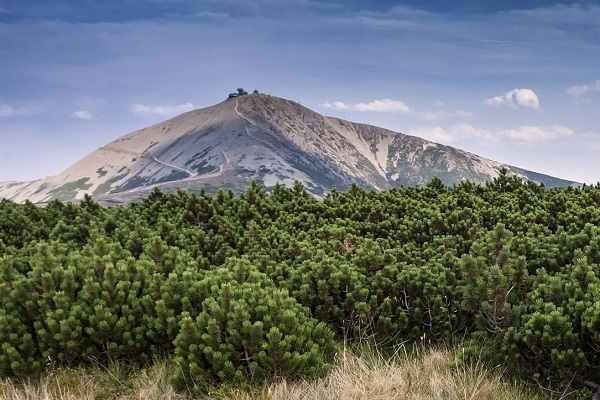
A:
[1, 0, 599, 184]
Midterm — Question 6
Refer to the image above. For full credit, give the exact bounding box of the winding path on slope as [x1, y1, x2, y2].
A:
[235, 98, 274, 149]
[101, 145, 198, 178]
[98, 99, 272, 194]
[95, 149, 220, 196]
[99, 145, 228, 194]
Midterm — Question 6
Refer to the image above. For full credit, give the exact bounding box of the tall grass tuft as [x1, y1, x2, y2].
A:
[263, 342, 552, 400]
[0, 342, 554, 400]
[0, 359, 190, 400]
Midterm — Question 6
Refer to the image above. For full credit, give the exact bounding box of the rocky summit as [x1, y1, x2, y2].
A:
[0, 92, 577, 205]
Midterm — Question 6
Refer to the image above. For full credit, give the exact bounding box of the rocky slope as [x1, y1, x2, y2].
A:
[0, 93, 577, 204]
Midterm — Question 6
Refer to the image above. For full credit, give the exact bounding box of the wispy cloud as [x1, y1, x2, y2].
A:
[130, 102, 196, 117]
[579, 132, 600, 152]
[193, 11, 234, 20]
[409, 123, 496, 144]
[410, 123, 573, 145]
[499, 125, 574, 142]
[484, 88, 540, 110]
[0, 104, 14, 117]
[415, 109, 473, 121]
[323, 98, 473, 122]
[0, 100, 45, 117]
[72, 110, 93, 120]
[567, 79, 600, 98]
[509, 4, 600, 25]
[323, 98, 412, 114]
[322, 101, 348, 110]
[408, 126, 455, 144]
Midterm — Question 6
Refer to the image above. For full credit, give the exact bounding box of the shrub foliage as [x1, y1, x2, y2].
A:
[1, 174, 600, 394]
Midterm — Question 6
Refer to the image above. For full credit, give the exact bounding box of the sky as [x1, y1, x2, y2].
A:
[1, 0, 599, 184]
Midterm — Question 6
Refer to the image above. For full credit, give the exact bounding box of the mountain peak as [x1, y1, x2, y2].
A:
[0, 93, 577, 204]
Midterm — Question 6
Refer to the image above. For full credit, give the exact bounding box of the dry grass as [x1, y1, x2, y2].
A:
[261, 344, 548, 400]
[0, 359, 190, 400]
[0, 343, 550, 400]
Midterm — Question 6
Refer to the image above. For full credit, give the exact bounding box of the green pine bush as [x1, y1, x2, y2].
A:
[171, 262, 336, 389]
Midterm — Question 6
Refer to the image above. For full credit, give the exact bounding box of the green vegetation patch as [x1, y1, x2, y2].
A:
[96, 167, 108, 178]
[1, 174, 600, 397]
[93, 173, 128, 196]
[47, 177, 92, 201]
[190, 160, 217, 175]
[113, 172, 150, 193]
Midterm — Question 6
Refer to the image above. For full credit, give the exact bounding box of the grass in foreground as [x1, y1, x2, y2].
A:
[0, 359, 187, 400]
[0, 343, 555, 400]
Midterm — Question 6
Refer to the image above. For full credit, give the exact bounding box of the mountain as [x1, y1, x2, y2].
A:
[0, 92, 577, 204]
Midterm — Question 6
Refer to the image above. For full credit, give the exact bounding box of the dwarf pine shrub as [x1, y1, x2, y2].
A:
[171, 259, 336, 389]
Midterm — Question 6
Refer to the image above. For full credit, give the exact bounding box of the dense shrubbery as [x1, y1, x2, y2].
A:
[1, 173, 600, 395]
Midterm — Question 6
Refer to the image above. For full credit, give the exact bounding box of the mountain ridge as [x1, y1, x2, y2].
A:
[0, 93, 578, 204]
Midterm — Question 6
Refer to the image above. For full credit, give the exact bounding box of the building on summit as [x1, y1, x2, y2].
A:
[228, 87, 258, 99]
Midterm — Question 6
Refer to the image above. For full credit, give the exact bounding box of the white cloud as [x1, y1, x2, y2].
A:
[130, 102, 196, 117]
[323, 98, 411, 114]
[511, 4, 600, 26]
[0, 100, 44, 117]
[322, 101, 349, 110]
[355, 99, 411, 113]
[323, 98, 473, 121]
[451, 123, 498, 142]
[73, 110, 92, 120]
[499, 125, 574, 142]
[410, 124, 573, 145]
[409, 126, 455, 143]
[415, 109, 473, 121]
[409, 123, 496, 144]
[567, 79, 600, 98]
[484, 88, 540, 110]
